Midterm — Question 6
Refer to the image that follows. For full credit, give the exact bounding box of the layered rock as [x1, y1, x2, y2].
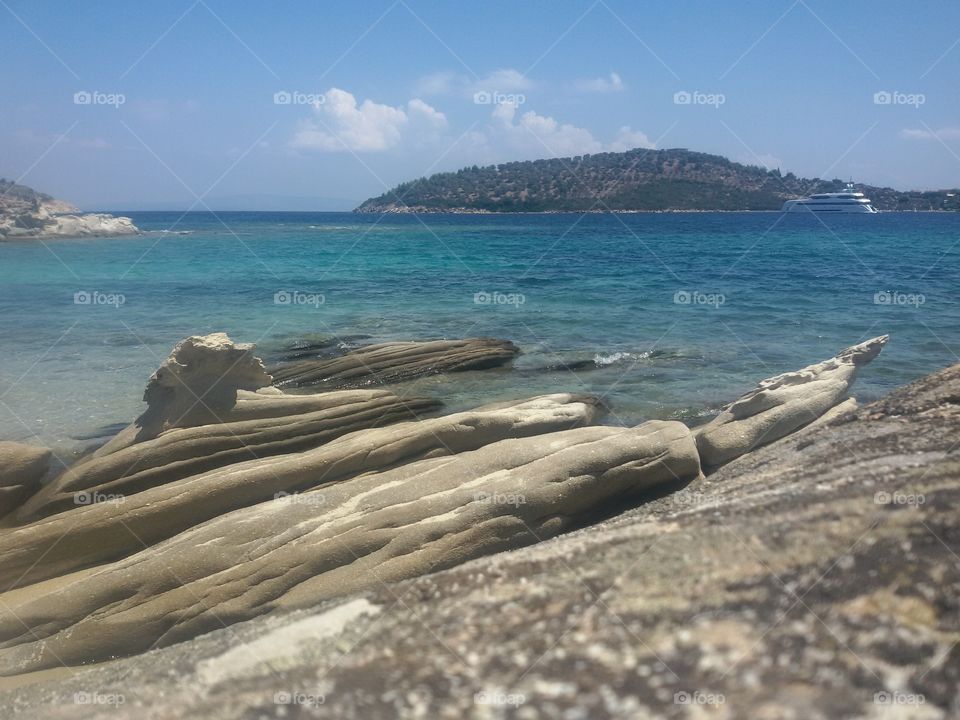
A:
[0, 394, 604, 587]
[6, 359, 955, 719]
[96, 333, 275, 455]
[695, 335, 888, 469]
[12, 389, 442, 523]
[0, 420, 700, 675]
[0, 442, 51, 519]
[270, 338, 519, 389]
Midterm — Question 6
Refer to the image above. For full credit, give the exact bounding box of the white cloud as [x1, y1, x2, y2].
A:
[288, 87, 655, 166]
[575, 72, 624, 93]
[900, 126, 960, 141]
[407, 98, 448, 129]
[476, 69, 533, 92]
[489, 102, 601, 157]
[291, 88, 445, 152]
[484, 104, 653, 159]
[607, 126, 655, 152]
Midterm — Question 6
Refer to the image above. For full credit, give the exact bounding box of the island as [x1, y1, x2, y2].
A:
[356, 148, 960, 213]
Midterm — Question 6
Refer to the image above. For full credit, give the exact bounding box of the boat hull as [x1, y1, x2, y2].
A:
[781, 200, 878, 213]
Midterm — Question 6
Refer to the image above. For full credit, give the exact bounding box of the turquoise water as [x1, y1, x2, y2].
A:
[1, 211, 958, 455]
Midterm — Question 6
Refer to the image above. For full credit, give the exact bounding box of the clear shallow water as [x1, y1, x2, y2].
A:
[1, 211, 958, 455]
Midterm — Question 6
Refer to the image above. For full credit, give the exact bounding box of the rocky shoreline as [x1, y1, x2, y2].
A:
[0, 180, 138, 240]
[0, 330, 956, 718]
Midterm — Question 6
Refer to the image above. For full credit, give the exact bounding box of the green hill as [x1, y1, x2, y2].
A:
[355, 148, 958, 213]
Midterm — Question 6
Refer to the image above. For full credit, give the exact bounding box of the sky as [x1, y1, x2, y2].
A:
[2, 0, 959, 210]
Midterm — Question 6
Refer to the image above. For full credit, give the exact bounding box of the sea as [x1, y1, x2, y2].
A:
[1, 211, 957, 457]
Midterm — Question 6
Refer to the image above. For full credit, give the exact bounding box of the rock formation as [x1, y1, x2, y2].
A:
[13, 389, 443, 522]
[1, 342, 956, 719]
[0, 392, 606, 586]
[0, 441, 51, 519]
[694, 335, 888, 469]
[95, 332, 275, 454]
[0, 331, 911, 712]
[270, 338, 520, 389]
[0, 180, 138, 240]
[0, 421, 700, 674]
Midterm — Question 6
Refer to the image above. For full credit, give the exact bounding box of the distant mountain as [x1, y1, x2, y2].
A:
[355, 148, 959, 213]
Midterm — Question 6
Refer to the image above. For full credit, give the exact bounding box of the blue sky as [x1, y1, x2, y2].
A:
[2, 0, 958, 209]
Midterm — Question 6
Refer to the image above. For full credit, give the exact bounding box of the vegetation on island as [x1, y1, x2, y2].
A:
[355, 148, 960, 213]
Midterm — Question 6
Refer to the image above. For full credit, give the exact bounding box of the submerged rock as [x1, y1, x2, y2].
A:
[695, 335, 888, 469]
[0, 420, 699, 674]
[0, 442, 51, 519]
[270, 338, 520, 389]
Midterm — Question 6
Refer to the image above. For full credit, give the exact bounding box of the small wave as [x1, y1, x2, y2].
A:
[593, 351, 651, 367]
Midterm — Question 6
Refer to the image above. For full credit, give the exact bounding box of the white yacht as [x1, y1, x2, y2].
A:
[782, 184, 878, 213]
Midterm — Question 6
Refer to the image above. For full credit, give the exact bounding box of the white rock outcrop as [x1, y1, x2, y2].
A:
[695, 335, 888, 468]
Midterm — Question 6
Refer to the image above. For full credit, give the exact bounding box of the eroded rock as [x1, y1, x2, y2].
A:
[270, 338, 520, 389]
[0, 394, 604, 587]
[0, 420, 699, 674]
[12, 389, 442, 523]
[5, 359, 954, 719]
[0, 442, 51, 519]
[695, 335, 888, 469]
[96, 333, 274, 455]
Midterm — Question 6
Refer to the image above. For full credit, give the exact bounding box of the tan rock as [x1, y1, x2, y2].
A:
[13, 389, 442, 523]
[695, 335, 887, 469]
[270, 338, 519, 389]
[0, 442, 51, 519]
[0, 394, 603, 587]
[0, 420, 699, 674]
[95, 333, 274, 455]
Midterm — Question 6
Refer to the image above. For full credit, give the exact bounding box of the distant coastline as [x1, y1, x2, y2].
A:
[0, 180, 139, 241]
[356, 206, 958, 215]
